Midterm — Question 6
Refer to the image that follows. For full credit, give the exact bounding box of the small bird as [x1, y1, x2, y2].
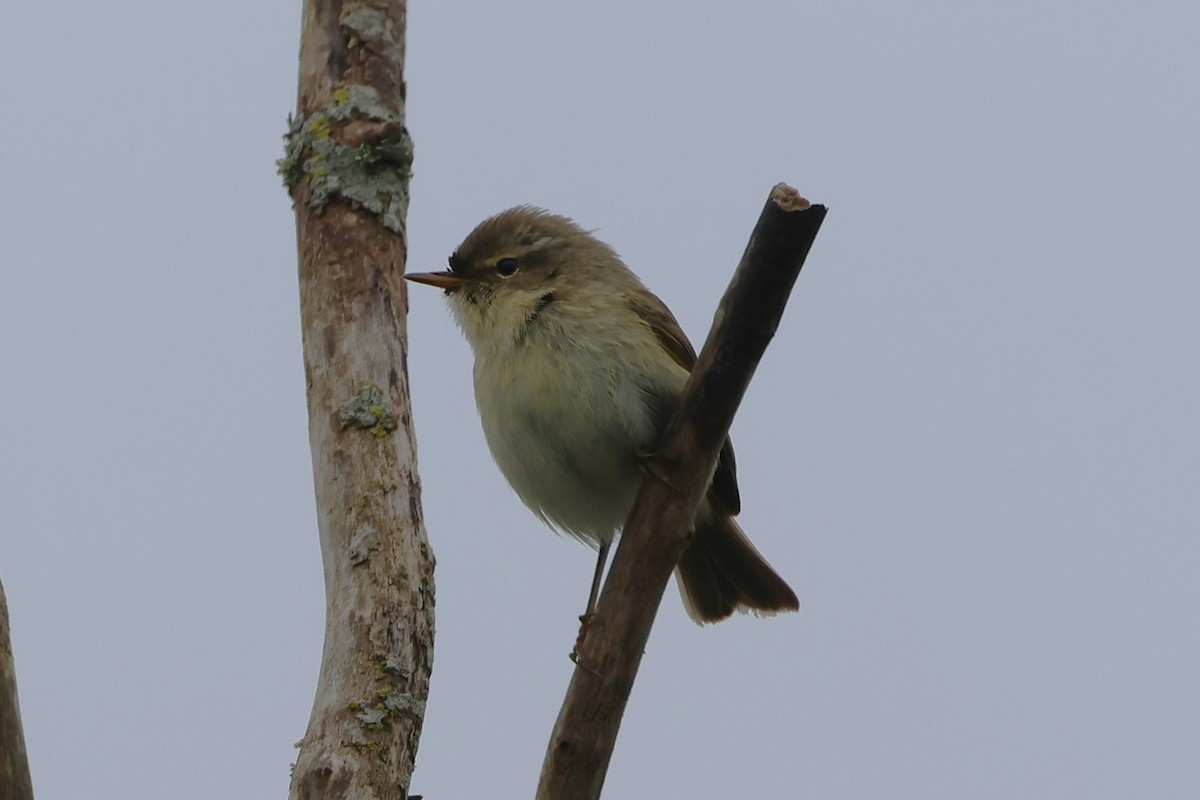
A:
[406, 207, 798, 624]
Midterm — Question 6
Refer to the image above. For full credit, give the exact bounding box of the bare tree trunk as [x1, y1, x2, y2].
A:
[1, 577, 34, 800]
[280, 2, 432, 798]
[537, 185, 827, 800]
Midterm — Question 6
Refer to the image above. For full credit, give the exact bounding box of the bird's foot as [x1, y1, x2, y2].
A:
[634, 448, 683, 494]
[569, 612, 602, 676]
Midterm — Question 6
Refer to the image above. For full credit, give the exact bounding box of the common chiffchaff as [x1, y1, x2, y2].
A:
[406, 207, 798, 624]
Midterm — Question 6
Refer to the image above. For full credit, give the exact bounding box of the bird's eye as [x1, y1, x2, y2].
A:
[496, 257, 519, 277]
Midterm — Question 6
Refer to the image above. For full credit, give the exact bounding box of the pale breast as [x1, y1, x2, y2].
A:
[472, 316, 683, 546]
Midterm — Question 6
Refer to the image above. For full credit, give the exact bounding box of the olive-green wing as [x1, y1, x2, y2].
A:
[628, 288, 742, 516]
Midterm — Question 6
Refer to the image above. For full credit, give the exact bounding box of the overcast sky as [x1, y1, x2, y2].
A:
[2, 1, 1198, 798]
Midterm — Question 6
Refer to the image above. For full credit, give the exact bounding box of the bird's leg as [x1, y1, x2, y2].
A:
[571, 540, 610, 666]
[584, 539, 610, 619]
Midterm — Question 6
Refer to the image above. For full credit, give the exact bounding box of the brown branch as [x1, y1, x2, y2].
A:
[536, 184, 827, 800]
[0, 577, 33, 800]
[283, 2, 433, 799]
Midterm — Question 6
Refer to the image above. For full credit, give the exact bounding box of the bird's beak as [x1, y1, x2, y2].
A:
[405, 270, 467, 292]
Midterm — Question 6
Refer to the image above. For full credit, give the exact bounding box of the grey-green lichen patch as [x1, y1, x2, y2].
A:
[379, 688, 421, 719]
[277, 113, 310, 190]
[356, 706, 389, 731]
[340, 6, 388, 41]
[341, 654, 428, 756]
[348, 689, 423, 733]
[349, 522, 378, 565]
[339, 383, 398, 437]
[351, 691, 423, 731]
[277, 85, 413, 234]
[380, 656, 408, 678]
[327, 85, 394, 123]
[343, 721, 382, 753]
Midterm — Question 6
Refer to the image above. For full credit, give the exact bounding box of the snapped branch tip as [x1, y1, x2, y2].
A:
[770, 183, 812, 212]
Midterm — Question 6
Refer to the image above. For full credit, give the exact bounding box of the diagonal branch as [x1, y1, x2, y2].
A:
[536, 184, 827, 800]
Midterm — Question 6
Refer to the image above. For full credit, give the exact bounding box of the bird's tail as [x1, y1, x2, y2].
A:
[674, 510, 799, 624]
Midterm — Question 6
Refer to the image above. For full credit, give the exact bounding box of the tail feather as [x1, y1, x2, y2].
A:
[674, 512, 799, 625]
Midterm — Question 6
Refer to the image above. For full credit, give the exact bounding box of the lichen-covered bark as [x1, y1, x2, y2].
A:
[284, 2, 433, 798]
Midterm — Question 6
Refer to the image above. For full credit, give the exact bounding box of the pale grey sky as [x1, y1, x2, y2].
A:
[2, 1, 1198, 798]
